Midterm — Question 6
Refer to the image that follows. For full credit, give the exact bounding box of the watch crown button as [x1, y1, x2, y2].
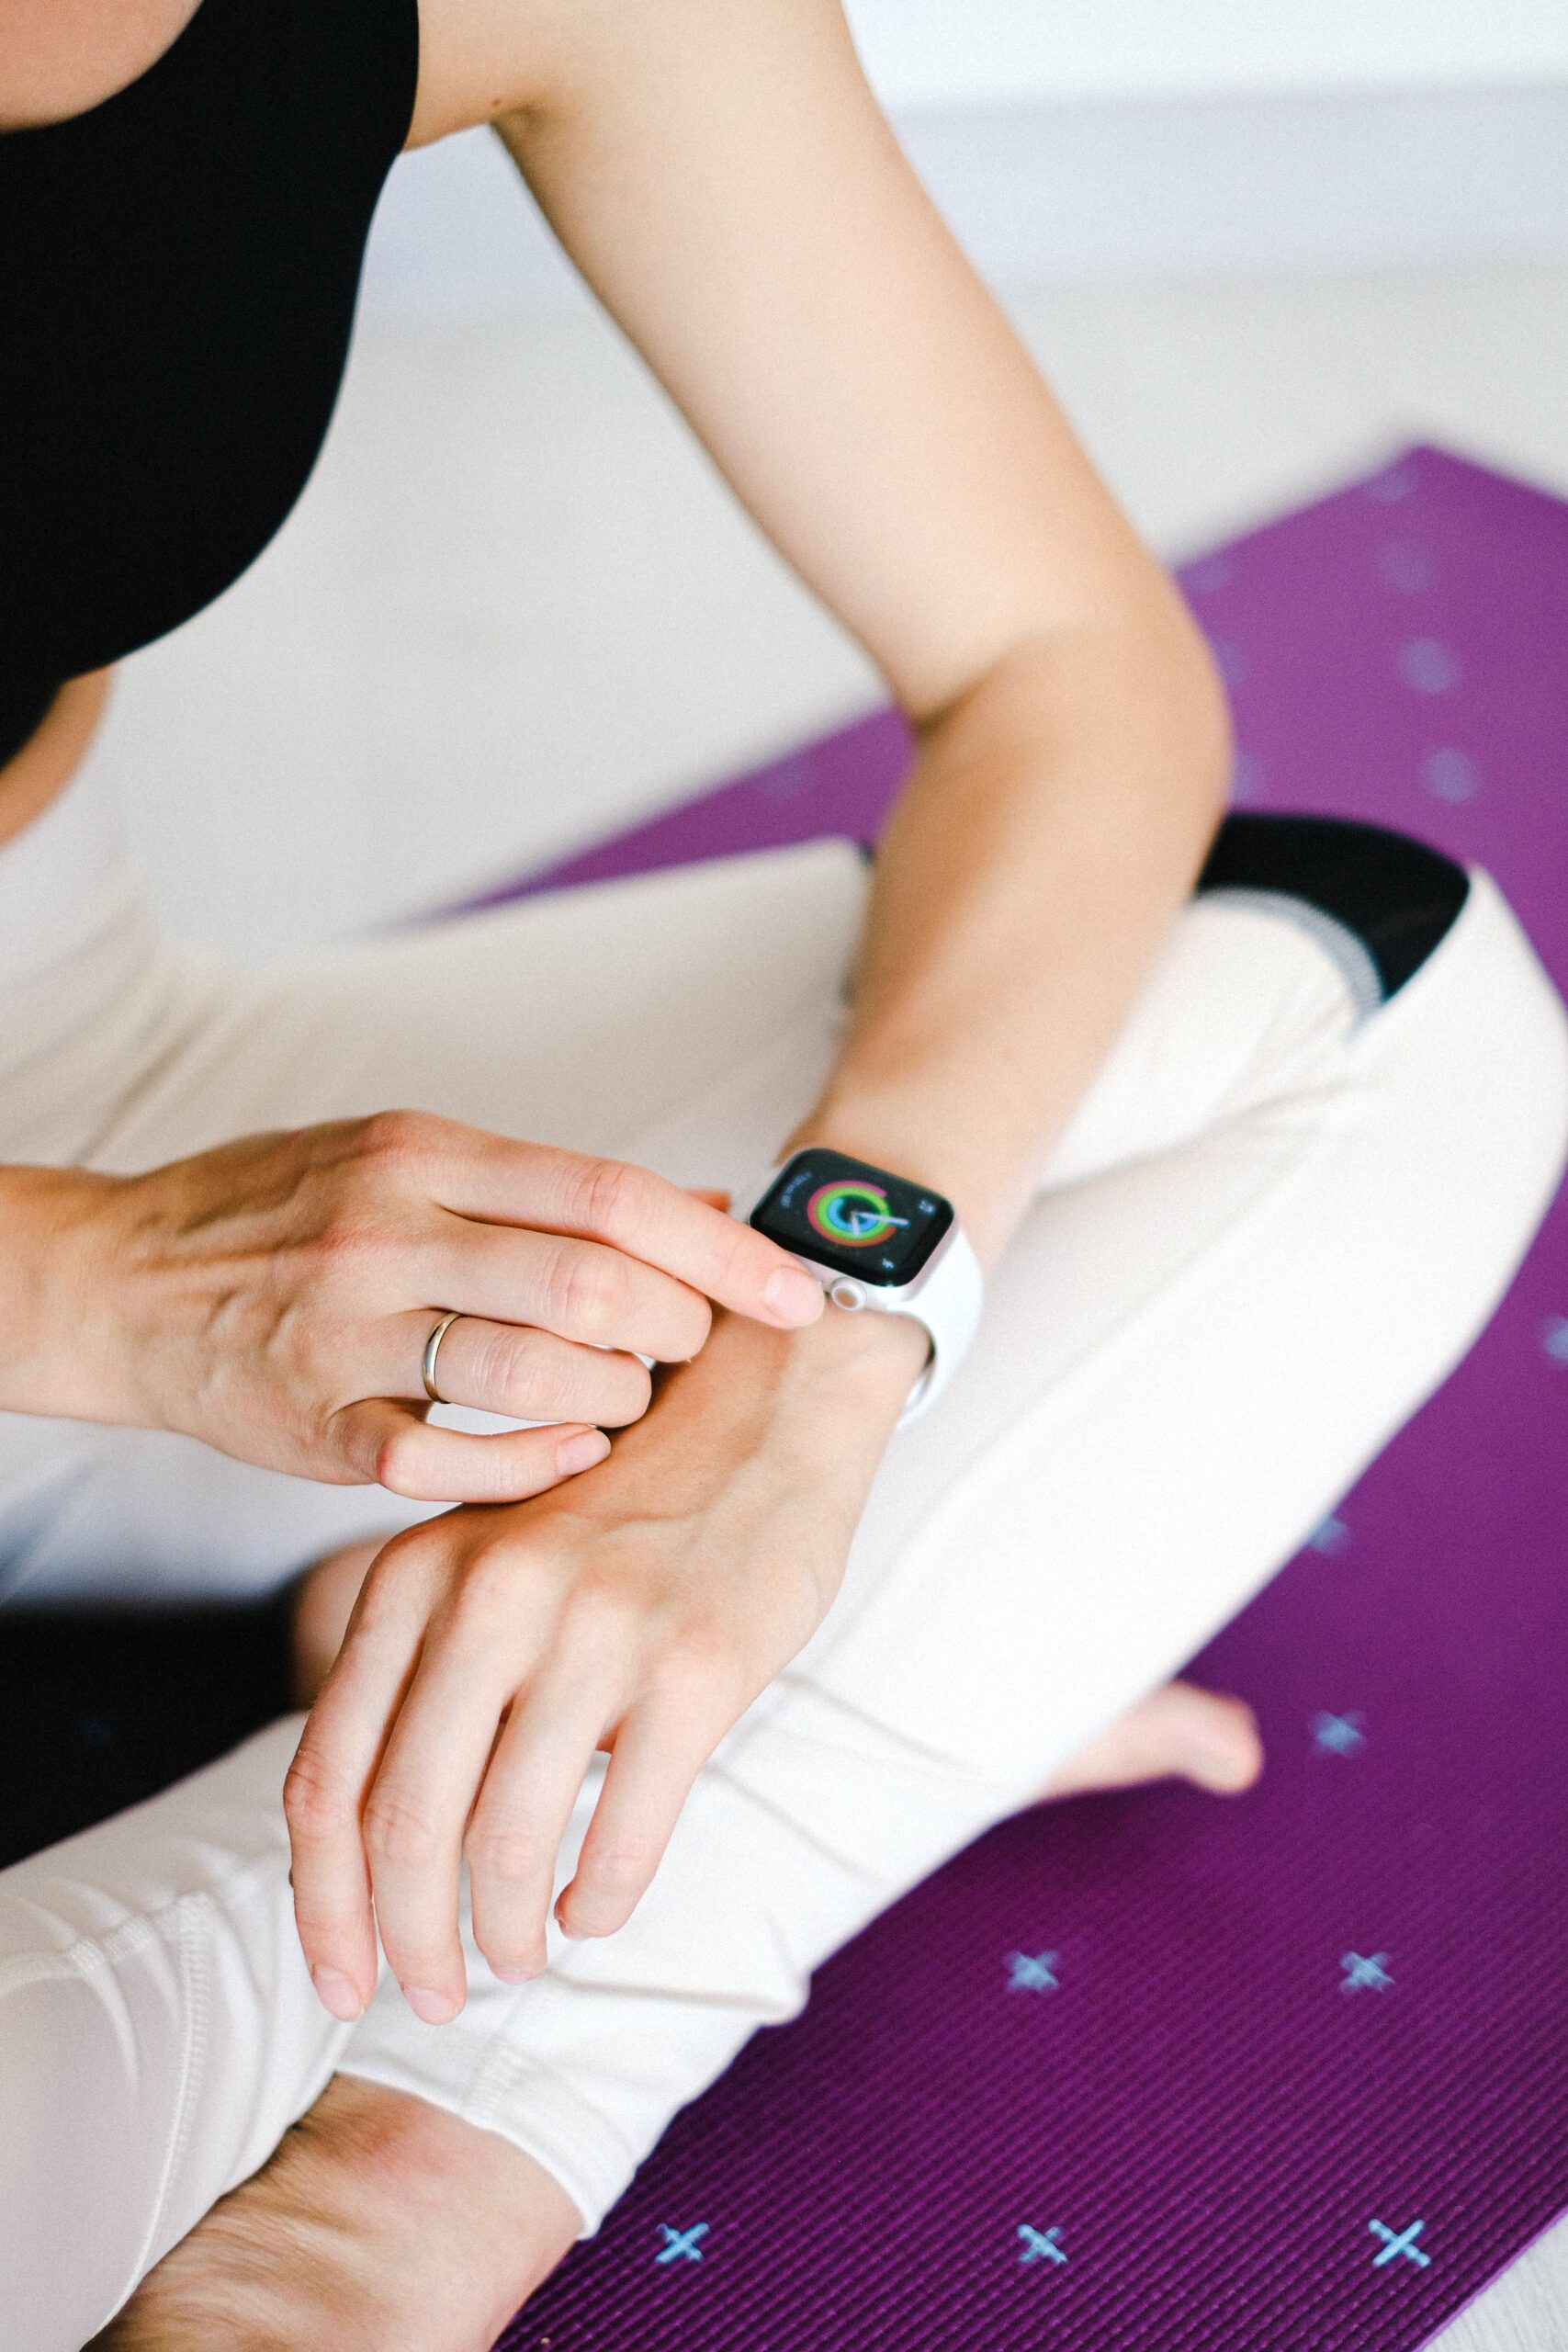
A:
[829, 1278, 867, 1312]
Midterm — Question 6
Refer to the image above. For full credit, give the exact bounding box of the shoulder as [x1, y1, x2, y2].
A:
[0, 0, 200, 129]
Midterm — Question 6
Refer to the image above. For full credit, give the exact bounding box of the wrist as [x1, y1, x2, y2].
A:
[775, 1292, 932, 1418]
[0, 1164, 131, 1421]
[654, 1299, 930, 1463]
[779, 1093, 1022, 1271]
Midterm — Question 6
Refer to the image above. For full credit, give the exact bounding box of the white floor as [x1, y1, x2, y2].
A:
[98, 250, 1568, 2347]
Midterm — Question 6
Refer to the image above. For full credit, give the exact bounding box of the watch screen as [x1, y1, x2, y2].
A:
[749, 1148, 954, 1288]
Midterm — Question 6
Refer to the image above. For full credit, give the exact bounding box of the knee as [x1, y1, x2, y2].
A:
[1449, 870, 1568, 1196]
[0, 1965, 152, 2350]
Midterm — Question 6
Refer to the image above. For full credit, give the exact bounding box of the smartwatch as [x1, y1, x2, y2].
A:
[737, 1147, 983, 1420]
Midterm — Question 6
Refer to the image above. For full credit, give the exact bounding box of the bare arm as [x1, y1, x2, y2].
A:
[287, 0, 1231, 2015]
[3, 0, 1234, 2019]
[5, 0, 1227, 1268]
[456, 0, 1231, 1254]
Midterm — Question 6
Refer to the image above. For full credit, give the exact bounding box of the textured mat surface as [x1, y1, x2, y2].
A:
[490, 448, 1568, 2351]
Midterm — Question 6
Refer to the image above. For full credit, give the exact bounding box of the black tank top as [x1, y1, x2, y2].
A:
[0, 0, 419, 767]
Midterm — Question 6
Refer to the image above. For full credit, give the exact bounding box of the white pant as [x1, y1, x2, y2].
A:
[3, 745, 1566, 2351]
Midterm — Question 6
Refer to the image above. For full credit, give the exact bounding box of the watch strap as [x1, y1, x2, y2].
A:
[732, 1163, 983, 1423]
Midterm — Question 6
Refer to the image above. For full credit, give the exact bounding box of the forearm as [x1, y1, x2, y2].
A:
[0, 1162, 118, 1419]
[788, 586, 1230, 1264]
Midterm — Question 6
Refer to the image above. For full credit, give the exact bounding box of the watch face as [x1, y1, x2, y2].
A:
[749, 1148, 954, 1289]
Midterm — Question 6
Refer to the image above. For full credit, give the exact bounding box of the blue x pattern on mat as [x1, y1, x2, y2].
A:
[1006, 1950, 1060, 1994]
[654, 2224, 707, 2267]
[1370, 2219, 1431, 2271]
[1341, 1951, 1394, 1994]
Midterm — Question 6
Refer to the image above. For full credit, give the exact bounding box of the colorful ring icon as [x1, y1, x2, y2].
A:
[807, 1180, 900, 1248]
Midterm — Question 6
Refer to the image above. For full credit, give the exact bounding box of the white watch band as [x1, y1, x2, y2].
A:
[734, 1168, 984, 1422]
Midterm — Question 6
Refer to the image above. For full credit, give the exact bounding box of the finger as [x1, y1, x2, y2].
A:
[284, 1537, 441, 2018]
[385, 1312, 653, 1426]
[434, 1142, 825, 1332]
[363, 1576, 561, 2019]
[467, 1676, 617, 1984]
[426, 1224, 715, 1363]
[554, 1703, 712, 1941]
[336, 1403, 610, 1503]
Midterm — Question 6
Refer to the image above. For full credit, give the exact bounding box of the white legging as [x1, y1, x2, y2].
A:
[3, 741, 1565, 2351]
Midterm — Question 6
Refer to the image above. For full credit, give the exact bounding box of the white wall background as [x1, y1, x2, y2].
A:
[842, 0, 1568, 108]
[358, 2, 1568, 322]
[360, 85, 1568, 322]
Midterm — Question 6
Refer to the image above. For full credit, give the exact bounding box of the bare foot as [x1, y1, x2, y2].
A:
[90, 2077, 579, 2352]
[1040, 1679, 1262, 1802]
[112, 1583, 1254, 2351]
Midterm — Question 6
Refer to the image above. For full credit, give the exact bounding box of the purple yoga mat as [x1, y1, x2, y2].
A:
[493, 447, 1568, 2351]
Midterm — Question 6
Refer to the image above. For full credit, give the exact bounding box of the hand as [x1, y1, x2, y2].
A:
[8, 1115, 824, 1500]
[284, 1303, 928, 2021]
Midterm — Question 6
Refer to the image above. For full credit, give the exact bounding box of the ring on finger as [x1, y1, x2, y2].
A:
[421, 1310, 466, 1406]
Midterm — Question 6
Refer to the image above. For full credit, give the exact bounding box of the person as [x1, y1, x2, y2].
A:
[2, 2, 1564, 2345]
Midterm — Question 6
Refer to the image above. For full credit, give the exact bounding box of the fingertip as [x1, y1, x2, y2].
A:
[401, 1982, 464, 2025]
[553, 1892, 595, 1941]
[554, 1885, 629, 1942]
[474, 1928, 549, 1984]
[310, 1962, 366, 2022]
[488, 1955, 546, 1986]
[761, 1266, 827, 1327]
[556, 1427, 612, 1477]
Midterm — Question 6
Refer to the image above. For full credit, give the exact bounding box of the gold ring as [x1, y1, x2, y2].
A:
[421, 1310, 465, 1406]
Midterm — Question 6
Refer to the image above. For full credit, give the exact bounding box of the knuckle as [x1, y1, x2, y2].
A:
[354, 1107, 434, 1172]
[372, 1424, 425, 1497]
[456, 1540, 528, 1617]
[301, 1209, 384, 1283]
[365, 1521, 440, 1594]
[362, 1786, 444, 1871]
[585, 1839, 652, 1896]
[457, 1532, 573, 1631]
[568, 1154, 644, 1238]
[480, 1325, 549, 1410]
[373, 1520, 434, 1576]
[467, 1815, 551, 1888]
[283, 1747, 348, 1847]
[348, 1540, 426, 1627]
[547, 1244, 621, 1344]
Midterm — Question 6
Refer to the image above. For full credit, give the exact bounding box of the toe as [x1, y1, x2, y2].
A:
[1166, 1686, 1263, 1793]
[1040, 1681, 1263, 1802]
